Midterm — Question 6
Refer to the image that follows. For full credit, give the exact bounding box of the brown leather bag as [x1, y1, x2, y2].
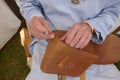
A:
[41, 30, 120, 76]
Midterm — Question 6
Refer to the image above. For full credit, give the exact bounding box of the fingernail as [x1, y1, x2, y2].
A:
[50, 33, 55, 38]
[60, 37, 63, 41]
[60, 36, 65, 41]
[80, 46, 84, 49]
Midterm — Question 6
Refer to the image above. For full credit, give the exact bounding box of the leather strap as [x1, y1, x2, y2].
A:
[58, 72, 85, 80]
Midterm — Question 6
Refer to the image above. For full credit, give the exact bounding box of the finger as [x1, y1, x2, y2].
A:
[47, 33, 55, 39]
[29, 29, 42, 39]
[75, 31, 89, 49]
[39, 19, 55, 39]
[60, 33, 67, 41]
[29, 21, 53, 39]
[80, 34, 92, 49]
[40, 32, 55, 39]
[42, 19, 51, 33]
[69, 28, 83, 47]
[32, 20, 49, 35]
[29, 22, 43, 38]
[64, 30, 77, 45]
[64, 25, 81, 45]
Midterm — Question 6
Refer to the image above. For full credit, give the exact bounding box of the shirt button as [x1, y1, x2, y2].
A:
[71, 0, 80, 4]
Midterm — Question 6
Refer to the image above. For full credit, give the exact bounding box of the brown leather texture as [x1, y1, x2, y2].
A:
[93, 34, 120, 64]
[41, 30, 120, 76]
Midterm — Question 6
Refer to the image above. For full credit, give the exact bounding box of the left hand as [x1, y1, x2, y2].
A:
[61, 22, 93, 49]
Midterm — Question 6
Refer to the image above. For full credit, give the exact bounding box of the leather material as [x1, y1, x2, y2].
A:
[41, 30, 120, 76]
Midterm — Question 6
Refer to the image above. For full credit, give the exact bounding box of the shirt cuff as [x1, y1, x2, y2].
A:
[85, 21, 106, 44]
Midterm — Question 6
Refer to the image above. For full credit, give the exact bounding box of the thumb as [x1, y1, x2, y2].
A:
[60, 33, 67, 41]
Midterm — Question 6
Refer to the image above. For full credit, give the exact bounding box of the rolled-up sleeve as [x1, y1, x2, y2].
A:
[19, 0, 44, 24]
[87, 1, 120, 44]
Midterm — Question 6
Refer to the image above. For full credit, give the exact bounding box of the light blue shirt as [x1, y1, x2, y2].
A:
[20, 0, 120, 55]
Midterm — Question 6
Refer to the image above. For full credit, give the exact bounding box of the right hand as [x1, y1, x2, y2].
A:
[28, 16, 55, 39]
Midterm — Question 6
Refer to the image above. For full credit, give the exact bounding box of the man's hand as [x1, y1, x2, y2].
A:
[61, 23, 92, 49]
[28, 16, 55, 39]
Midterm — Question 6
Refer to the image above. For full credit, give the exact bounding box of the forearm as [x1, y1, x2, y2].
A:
[19, 0, 44, 24]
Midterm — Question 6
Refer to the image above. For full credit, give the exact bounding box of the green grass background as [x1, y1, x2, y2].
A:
[0, 33, 30, 80]
[0, 32, 120, 80]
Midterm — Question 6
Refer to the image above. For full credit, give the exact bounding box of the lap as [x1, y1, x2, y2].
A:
[26, 42, 120, 80]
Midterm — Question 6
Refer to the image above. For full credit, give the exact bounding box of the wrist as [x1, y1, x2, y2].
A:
[82, 21, 94, 33]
